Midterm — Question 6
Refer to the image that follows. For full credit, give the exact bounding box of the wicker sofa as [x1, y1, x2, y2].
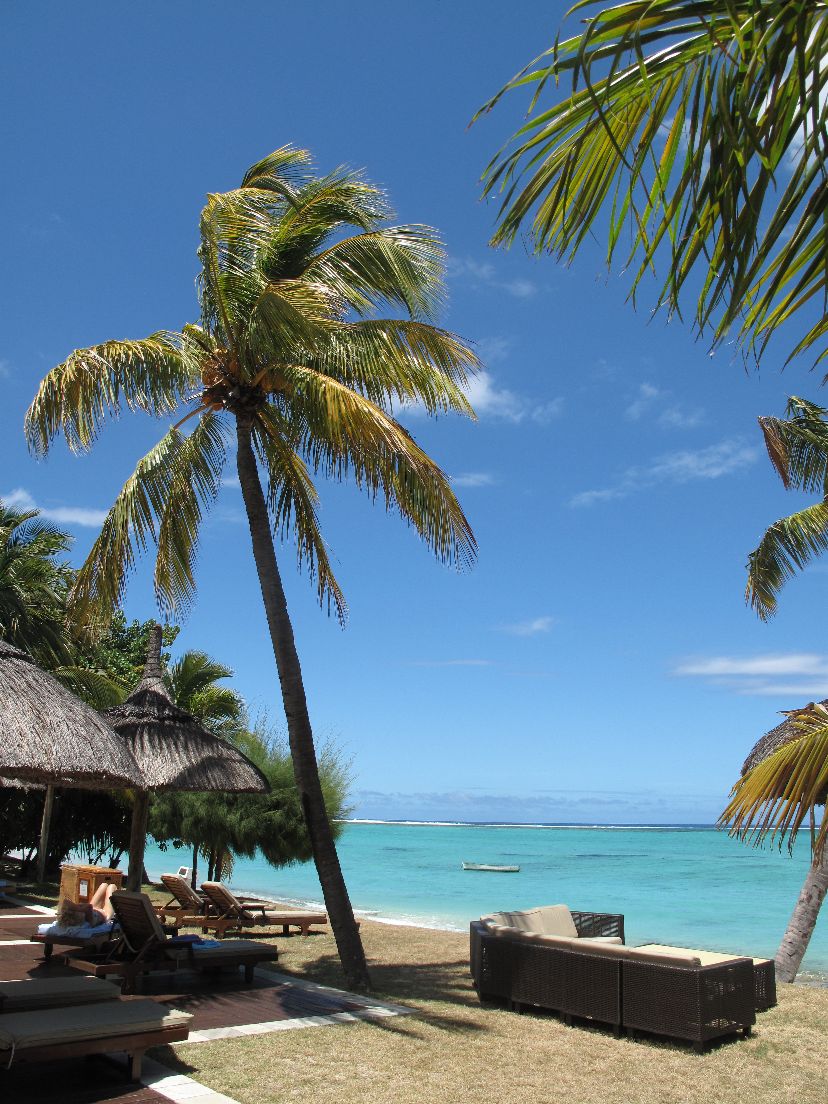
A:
[470, 905, 767, 1051]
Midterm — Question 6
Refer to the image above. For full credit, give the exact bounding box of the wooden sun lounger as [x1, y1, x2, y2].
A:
[30, 925, 118, 962]
[0, 998, 192, 1080]
[200, 881, 328, 936]
[70, 890, 278, 993]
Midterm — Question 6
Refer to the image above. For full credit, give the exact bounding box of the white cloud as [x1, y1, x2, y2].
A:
[673, 652, 828, 699]
[448, 256, 538, 299]
[675, 654, 828, 678]
[502, 616, 555, 637]
[626, 383, 662, 420]
[221, 476, 241, 489]
[571, 439, 758, 507]
[2, 487, 108, 528]
[465, 371, 563, 425]
[0, 359, 11, 379]
[451, 472, 497, 488]
[625, 382, 704, 428]
[477, 336, 513, 365]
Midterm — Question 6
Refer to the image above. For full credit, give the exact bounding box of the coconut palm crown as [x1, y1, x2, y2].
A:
[25, 146, 479, 990]
[477, 0, 828, 366]
[26, 146, 477, 623]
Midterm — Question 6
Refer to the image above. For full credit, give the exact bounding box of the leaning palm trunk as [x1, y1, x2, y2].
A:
[775, 850, 828, 983]
[236, 419, 369, 989]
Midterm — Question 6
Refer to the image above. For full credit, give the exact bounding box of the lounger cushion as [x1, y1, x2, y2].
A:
[0, 999, 191, 1052]
[0, 977, 120, 1012]
[636, 944, 746, 967]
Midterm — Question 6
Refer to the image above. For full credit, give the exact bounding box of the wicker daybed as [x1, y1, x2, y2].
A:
[470, 905, 772, 1050]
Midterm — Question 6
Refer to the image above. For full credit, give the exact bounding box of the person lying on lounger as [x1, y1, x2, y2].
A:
[56, 881, 118, 928]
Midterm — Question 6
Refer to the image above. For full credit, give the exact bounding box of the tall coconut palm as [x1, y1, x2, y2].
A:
[477, 1, 828, 365]
[25, 146, 478, 989]
[722, 395, 828, 981]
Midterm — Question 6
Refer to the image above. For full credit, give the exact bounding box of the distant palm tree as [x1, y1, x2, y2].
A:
[0, 502, 73, 666]
[166, 650, 246, 737]
[477, 1, 828, 365]
[723, 396, 828, 981]
[26, 146, 478, 989]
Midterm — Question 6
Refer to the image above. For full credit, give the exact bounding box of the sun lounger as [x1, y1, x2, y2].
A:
[157, 872, 212, 928]
[200, 881, 328, 936]
[70, 890, 278, 993]
[0, 977, 121, 1013]
[0, 998, 191, 1079]
[31, 919, 118, 961]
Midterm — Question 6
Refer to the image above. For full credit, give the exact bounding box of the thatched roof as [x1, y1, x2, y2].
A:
[0, 641, 145, 790]
[103, 625, 268, 794]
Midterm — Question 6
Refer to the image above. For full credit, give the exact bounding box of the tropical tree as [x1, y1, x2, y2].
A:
[718, 395, 828, 981]
[165, 650, 246, 738]
[477, 1, 828, 366]
[26, 146, 478, 989]
[0, 501, 73, 667]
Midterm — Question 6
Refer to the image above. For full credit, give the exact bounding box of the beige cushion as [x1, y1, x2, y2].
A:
[0, 999, 191, 1052]
[0, 977, 120, 1012]
[636, 944, 753, 967]
[579, 935, 623, 945]
[626, 945, 701, 967]
[481, 904, 577, 938]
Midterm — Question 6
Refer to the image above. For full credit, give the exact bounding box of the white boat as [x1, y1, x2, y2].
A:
[461, 862, 520, 873]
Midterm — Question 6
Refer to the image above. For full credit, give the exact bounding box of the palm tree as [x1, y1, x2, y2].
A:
[166, 650, 246, 738]
[720, 703, 827, 982]
[0, 501, 73, 667]
[476, 1, 828, 365]
[25, 146, 478, 989]
[720, 395, 828, 981]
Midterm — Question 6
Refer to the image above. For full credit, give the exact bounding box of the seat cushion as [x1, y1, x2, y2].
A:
[0, 999, 191, 1052]
[636, 943, 750, 967]
[625, 944, 701, 967]
[481, 904, 577, 938]
[0, 977, 120, 1012]
[191, 938, 277, 960]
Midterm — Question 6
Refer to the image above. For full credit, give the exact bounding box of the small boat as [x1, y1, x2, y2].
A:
[462, 862, 520, 873]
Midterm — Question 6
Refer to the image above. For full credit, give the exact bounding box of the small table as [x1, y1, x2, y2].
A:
[58, 865, 123, 905]
[637, 944, 777, 1012]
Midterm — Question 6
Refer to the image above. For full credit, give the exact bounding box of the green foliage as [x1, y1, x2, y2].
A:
[0, 785, 133, 875]
[478, 1, 828, 366]
[165, 650, 245, 736]
[26, 145, 479, 627]
[77, 610, 179, 694]
[150, 721, 351, 873]
[746, 396, 828, 619]
[0, 501, 74, 666]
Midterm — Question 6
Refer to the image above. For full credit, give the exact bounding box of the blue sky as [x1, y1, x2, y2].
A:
[3, 1, 827, 824]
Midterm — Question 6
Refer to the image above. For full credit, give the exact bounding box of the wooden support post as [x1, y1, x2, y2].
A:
[36, 784, 55, 884]
[127, 790, 151, 892]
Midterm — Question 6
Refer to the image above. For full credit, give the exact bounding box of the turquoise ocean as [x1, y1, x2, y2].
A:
[143, 821, 828, 980]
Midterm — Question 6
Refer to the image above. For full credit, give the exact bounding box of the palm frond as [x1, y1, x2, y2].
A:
[299, 225, 447, 321]
[277, 369, 477, 569]
[253, 406, 347, 624]
[25, 333, 190, 454]
[477, 0, 828, 363]
[71, 413, 226, 620]
[720, 707, 828, 860]
[746, 500, 828, 619]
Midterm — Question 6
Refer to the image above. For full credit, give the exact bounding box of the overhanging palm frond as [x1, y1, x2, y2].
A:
[25, 333, 189, 454]
[71, 413, 226, 620]
[477, 0, 828, 364]
[720, 707, 828, 860]
[758, 397, 828, 493]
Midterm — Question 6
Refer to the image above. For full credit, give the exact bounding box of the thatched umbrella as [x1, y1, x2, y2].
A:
[742, 700, 828, 806]
[0, 641, 145, 881]
[104, 625, 268, 891]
